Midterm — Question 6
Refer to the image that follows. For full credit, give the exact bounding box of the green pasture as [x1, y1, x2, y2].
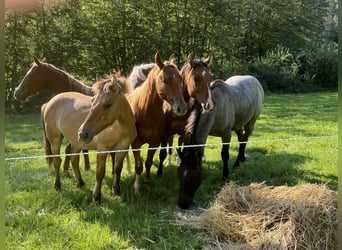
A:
[5, 91, 337, 249]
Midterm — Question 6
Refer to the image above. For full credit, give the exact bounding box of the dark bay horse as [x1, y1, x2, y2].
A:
[14, 56, 93, 172]
[42, 75, 137, 202]
[177, 75, 264, 208]
[127, 52, 187, 191]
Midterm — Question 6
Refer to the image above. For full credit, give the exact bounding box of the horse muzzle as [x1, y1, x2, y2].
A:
[202, 99, 215, 112]
[78, 129, 94, 144]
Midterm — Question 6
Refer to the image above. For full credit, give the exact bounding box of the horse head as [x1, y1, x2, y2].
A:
[78, 75, 122, 144]
[154, 52, 187, 116]
[182, 54, 214, 112]
[14, 56, 48, 100]
[177, 145, 203, 209]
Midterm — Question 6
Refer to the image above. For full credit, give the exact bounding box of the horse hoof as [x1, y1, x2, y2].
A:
[93, 195, 101, 204]
[143, 177, 150, 184]
[77, 180, 85, 188]
[54, 182, 61, 191]
[113, 185, 121, 196]
[157, 170, 163, 177]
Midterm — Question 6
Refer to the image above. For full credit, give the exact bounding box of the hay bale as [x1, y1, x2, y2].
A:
[177, 182, 337, 249]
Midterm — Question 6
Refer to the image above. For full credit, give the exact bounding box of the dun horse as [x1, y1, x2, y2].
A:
[14, 57, 93, 172]
[42, 76, 137, 202]
[177, 75, 264, 209]
[127, 52, 187, 191]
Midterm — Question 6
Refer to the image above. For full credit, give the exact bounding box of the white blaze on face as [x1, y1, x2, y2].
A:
[173, 73, 177, 81]
[202, 70, 206, 77]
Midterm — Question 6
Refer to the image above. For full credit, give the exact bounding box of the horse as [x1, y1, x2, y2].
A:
[177, 75, 264, 209]
[14, 56, 93, 173]
[157, 54, 214, 176]
[42, 75, 137, 202]
[128, 63, 156, 89]
[127, 52, 187, 191]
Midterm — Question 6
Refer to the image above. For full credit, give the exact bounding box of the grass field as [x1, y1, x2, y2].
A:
[5, 91, 337, 249]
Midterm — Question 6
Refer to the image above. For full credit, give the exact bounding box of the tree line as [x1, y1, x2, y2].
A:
[5, 0, 338, 113]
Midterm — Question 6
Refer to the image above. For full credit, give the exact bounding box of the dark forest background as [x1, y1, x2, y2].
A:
[5, 0, 338, 113]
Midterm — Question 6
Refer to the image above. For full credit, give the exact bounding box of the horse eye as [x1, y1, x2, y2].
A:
[104, 103, 112, 109]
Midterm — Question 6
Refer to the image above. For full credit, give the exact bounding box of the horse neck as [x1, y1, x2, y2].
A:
[47, 65, 94, 96]
[136, 72, 164, 113]
[184, 101, 203, 145]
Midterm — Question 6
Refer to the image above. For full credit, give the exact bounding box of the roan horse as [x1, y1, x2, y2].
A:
[177, 75, 264, 209]
[14, 57, 93, 173]
[126, 52, 187, 191]
[42, 75, 137, 202]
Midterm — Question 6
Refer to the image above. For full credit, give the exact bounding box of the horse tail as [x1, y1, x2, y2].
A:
[41, 103, 53, 167]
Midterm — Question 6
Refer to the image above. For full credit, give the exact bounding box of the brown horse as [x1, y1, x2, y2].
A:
[127, 54, 214, 177]
[157, 54, 214, 175]
[42, 75, 137, 202]
[127, 52, 187, 191]
[14, 56, 93, 172]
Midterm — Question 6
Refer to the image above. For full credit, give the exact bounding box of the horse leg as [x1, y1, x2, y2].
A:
[53, 155, 62, 191]
[110, 152, 115, 176]
[167, 135, 174, 167]
[233, 128, 248, 168]
[112, 152, 126, 196]
[70, 146, 85, 188]
[144, 147, 157, 184]
[82, 150, 90, 171]
[50, 139, 62, 191]
[93, 152, 107, 203]
[176, 135, 184, 164]
[125, 152, 131, 174]
[63, 143, 71, 176]
[221, 133, 231, 181]
[157, 140, 168, 177]
[132, 147, 143, 193]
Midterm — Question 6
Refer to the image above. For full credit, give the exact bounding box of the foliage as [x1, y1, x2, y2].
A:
[5, 0, 338, 113]
[247, 42, 338, 93]
[5, 92, 337, 249]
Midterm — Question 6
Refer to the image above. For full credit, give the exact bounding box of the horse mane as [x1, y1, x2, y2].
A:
[180, 59, 209, 75]
[113, 70, 132, 94]
[133, 61, 178, 109]
[93, 75, 117, 94]
[184, 100, 203, 145]
[129, 63, 156, 89]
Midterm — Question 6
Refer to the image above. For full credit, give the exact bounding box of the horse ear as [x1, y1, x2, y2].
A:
[204, 55, 212, 65]
[33, 56, 41, 65]
[155, 51, 164, 69]
[96, 74, 100, 81]
[169, 53, 177, 65]
[187, 53, 195, 68]
[41, 57, 47, 63]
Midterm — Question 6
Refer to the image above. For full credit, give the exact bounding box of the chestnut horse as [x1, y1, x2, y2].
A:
[177, 75, 264, 208]
[127, 52, 187, 191]
[14, 57, 93, 173]
[42, 75, 137, 202]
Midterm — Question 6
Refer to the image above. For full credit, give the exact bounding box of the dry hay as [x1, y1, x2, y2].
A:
[177, 182, 337, 250]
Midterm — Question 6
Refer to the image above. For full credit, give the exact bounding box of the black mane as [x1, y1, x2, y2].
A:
[183, 100, 203, 145]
